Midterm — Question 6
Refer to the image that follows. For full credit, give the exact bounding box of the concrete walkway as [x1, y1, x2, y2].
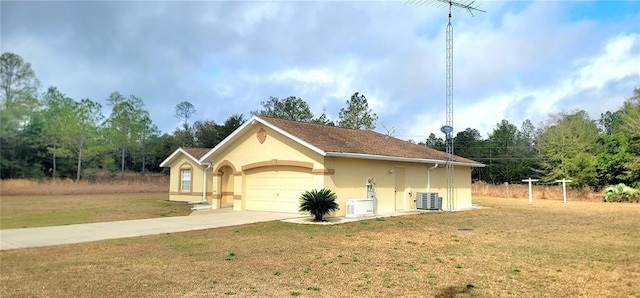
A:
[0, 210, 298, 251]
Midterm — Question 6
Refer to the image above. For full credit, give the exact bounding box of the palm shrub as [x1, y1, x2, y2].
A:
[603, 183, 640, 202]
[299, 188, 339, 221]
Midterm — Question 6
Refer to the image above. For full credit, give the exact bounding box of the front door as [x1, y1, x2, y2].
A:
[394, 167, 405, 211]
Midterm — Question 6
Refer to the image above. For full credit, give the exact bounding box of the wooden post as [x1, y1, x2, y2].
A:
[555, 179, 572, 204]
[522, 178, 539, 205]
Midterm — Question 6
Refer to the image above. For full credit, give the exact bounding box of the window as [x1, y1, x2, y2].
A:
[180, 168, 191, 192]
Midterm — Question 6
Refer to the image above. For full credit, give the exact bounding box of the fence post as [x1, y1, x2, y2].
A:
[522, 178, 539, 205]
[555, 179, 572, 204]
[504, 182, 509, 199]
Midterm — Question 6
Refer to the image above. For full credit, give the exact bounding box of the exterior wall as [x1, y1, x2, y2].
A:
[327, 157, 474, 215]
[209, 124, 332, 211]
[213, 124, 325, 170]
[328, 157, 436, 216]
[419, 166, 473, 211]
[454, 167, 473, 209]
[168, 155, 205, 202]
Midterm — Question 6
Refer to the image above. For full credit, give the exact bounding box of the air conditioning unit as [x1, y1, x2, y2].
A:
[346, 199, 374, 218]
[416, 192, 442, 210]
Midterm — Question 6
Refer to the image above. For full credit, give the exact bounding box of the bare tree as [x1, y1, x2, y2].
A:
[175, 101, 196, 128]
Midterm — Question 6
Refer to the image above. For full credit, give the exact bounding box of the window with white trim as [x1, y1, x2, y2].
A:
[180, 168, 191, 192]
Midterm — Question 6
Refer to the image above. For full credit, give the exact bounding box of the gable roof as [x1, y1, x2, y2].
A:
[260, 117, 482, 166]
[199, 115, 483, 167]
[159, 147, 212, 167]
[183, 147, 211, 160]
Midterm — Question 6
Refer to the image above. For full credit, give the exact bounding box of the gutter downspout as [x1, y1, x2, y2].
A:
[427, 163, 439, 193]
[203, 162, 213, 202]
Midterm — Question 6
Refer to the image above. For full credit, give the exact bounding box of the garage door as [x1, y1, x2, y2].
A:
[245, 167, 314, 213]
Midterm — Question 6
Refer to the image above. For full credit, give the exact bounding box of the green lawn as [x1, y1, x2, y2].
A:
[1, 197, 638, 297]
[0, 193, 192, 229]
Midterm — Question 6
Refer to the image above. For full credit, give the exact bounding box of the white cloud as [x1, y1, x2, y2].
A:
[1, 0, 637, 138]
[573, 33, 639, 90]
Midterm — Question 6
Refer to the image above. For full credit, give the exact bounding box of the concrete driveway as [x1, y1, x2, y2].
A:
[0, 209, 299, 251]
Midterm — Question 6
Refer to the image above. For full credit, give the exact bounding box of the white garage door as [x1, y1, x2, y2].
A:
[245, 167, 314, 213]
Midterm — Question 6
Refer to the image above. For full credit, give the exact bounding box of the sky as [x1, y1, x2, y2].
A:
[2, 0, 639, 141]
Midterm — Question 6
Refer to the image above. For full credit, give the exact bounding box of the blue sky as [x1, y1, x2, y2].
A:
[1, 0, 638, 141]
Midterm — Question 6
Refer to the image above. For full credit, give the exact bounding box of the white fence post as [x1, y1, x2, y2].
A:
[522, 178, 539, 205]
[555, 179, 572, 204]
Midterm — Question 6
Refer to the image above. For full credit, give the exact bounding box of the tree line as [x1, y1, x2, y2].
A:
[421, 90, 640, 190]
[172, 92, 379, 148]
[2, 52, 638, 190]
[0, 52, 378, 181]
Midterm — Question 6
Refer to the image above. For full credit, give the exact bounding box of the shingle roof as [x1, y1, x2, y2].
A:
[183, 147, 211, 160]
[259, 116, 480, 165]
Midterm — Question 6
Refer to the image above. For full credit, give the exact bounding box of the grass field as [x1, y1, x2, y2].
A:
[0, 193, 192, 229]
[1, 197, 638, 297]
[0, 175, 168, 196]
[472, 181, 603, 201]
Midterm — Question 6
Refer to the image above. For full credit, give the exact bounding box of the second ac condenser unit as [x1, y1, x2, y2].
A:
[416, 192, 442, 210]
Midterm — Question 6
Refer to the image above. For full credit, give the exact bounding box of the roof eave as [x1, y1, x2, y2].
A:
[325, 152, 485, 167]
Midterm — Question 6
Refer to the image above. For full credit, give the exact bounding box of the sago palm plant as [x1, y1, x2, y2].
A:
[299, 188, 339, 221]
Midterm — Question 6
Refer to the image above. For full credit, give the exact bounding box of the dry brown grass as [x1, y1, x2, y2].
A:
[1, 197, 638, 297]
[0, 193, 192, 229]
[0, 173, 168, 196]
[473, 181, 603, 201]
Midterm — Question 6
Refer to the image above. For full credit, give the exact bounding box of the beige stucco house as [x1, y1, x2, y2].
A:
[160, 116, 483, 215]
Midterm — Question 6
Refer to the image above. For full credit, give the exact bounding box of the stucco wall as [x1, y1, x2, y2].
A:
[416, 166, 473, 210]
[168, 155, 205, 202]
[329, 157, 434, 215]
[213, 124, 325, 171]
[209, 124, 331, 210]
[328, 157, 473, 215]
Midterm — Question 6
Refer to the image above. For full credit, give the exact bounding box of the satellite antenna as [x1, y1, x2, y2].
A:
[407, 0, 485, 211]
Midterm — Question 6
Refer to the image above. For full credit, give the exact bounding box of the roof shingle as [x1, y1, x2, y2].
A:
[183, 147, 211, 160]
[259, 116, 480, 165]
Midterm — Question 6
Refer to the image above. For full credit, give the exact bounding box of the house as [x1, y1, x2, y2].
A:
[160, 116, 484, 215]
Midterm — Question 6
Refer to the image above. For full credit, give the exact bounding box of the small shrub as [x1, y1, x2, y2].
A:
[299, 188, 339, 221]
[603, 184, 640, 202]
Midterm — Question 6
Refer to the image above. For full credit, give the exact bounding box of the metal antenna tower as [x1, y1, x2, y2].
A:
[407, 0, 485, 211]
